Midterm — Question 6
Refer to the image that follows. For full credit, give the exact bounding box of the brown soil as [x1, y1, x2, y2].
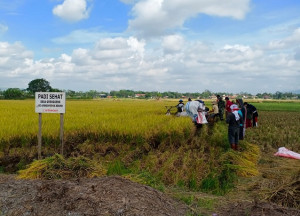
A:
[1, 174, 299, 216]
[0, 175, 188, 216]
[220, 201, 300, 216]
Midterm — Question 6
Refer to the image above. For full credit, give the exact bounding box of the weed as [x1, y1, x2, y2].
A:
[200, 164, 237, 195]
[188, 175, 198, 191]
[107, 160, 130, 175]
[16, 158, 27, 170]
[197, 197, 216, 210]
[177, 179, 185, 188]
[124, 170, 165, 191]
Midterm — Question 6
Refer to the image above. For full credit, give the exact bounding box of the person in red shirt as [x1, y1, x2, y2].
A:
[225, 97, 233, 118]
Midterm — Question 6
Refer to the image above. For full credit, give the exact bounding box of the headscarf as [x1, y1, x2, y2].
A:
[236, 99, 243, 108]
[230, 104, 240, 121]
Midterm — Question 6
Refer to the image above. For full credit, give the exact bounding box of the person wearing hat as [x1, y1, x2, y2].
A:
[176, 99, 185, 113]
[209, 100, 219, 121]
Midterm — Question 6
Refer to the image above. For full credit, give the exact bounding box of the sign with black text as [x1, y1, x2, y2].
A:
[35, 92, 66, 113]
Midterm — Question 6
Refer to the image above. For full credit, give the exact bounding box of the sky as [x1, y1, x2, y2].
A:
[0, 0, 300, 94]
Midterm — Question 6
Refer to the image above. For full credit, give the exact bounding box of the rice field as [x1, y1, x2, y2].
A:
[1, 99, 299, 196]
[0, 99, 194, 152]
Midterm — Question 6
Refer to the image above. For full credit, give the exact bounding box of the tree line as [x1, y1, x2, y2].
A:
[0, 78, 299, 100]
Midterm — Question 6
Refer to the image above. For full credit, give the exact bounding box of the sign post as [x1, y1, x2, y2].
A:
[38, 113, 42, 160]
[35, 92, 66, 159]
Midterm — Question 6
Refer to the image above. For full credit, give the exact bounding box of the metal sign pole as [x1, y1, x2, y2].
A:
[60, 113, 64, 156]
[38, 113, 42, 160]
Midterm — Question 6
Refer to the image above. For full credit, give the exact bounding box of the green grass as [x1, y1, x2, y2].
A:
[106, 160, 130, 175]
[250, 101, 300, 112]
[179, 195, 195, 205]
[197, 197, 216, 210]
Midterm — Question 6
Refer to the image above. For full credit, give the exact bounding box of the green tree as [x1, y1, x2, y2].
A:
[274, 91, 282, 99]
[201, 89, 212, 98]
[50, 88, 62, 92]
[3, 88, 24, 99]
[27, 78, 52, 94]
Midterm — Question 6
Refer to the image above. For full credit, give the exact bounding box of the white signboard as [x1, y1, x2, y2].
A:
[35, 92, 66, 113]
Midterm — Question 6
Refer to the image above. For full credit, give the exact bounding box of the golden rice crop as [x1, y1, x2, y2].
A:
[246, 111, 300, 152]
[0, 99, 193, 152]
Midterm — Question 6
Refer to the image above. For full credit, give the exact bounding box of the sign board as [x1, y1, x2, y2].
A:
[35, 92, 66, 113]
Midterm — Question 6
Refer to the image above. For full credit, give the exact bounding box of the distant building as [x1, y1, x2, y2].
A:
[135, 94, 146, 98]
[210, 95, 217, 100]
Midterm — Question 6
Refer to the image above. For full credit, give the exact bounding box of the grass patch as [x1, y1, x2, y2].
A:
[197, 197, 216, 210]
[107, 160, 130, 175]
[179, 194, 195, 205]
[124, 170, 165, 192]
[200, 166, 237, 195]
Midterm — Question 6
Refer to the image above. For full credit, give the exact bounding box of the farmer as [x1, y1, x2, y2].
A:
[176, 99, 185, 113]
[185, 100, 208, 127]
[236, 99, 246, 140]
[244, 102, 258, 128]
[217, 95, 225, 120]
[225, 96, 233, 118]
[226, 104, 242, 150]
[209, 101, 219, 121]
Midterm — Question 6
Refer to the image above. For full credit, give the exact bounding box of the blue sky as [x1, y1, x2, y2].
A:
[0, 0, 299, 94]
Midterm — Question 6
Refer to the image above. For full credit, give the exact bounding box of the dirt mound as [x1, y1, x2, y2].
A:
[0, 175, 189, 216]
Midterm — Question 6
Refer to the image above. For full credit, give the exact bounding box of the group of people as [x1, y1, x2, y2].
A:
[175, 95, 258, 150]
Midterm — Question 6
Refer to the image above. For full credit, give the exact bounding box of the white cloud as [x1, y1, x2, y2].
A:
[52, 29, 102, 44]
[52, 0, 91, 22]
[268, 28, 300, 50]
[0, 42, 33, 71]
[128, 0, 250, 37]
[127, 37, 145, 60]
[162, 35, 185, 53]
[1, 29, 300, 93]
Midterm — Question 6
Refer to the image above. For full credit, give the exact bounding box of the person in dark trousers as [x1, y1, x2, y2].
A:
[217, 95, 225, 120]
[244, 102, 258, 127]
[226, 104, 242, 150]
